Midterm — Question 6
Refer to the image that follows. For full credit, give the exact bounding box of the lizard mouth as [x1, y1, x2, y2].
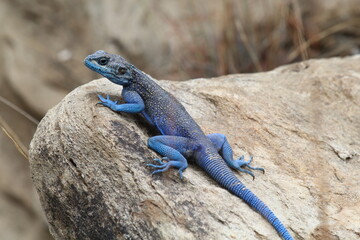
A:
[84, 59, 115, 77]
[84, 59, 131, 85]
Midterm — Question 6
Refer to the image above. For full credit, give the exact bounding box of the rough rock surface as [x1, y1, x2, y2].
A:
[29, 56, 360, 240]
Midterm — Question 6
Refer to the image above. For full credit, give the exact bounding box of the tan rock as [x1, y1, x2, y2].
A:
[29, 56, 360, 240]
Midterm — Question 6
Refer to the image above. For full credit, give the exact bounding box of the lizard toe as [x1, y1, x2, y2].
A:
[230, 156, 265, 178]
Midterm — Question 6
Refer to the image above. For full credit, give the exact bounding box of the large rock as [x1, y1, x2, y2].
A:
[29, 56, 360, 240]
[2, 1, 359, 239]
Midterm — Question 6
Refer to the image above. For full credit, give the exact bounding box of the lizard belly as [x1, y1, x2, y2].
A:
[141, 111, 154, 126]
[154, 115, 180, 136]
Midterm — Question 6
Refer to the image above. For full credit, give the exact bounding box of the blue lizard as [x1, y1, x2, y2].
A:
[84, 50, 294, 240]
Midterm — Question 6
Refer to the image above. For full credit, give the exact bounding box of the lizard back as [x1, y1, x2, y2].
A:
[127, 69, 206, 141]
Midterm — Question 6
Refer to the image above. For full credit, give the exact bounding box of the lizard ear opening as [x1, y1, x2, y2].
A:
[118, 67, 127, 75]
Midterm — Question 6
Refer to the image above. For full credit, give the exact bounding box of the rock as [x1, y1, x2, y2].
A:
[29, 56, 360, 240]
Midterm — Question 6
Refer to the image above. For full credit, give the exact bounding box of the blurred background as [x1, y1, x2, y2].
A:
[0, 0, 359, 239]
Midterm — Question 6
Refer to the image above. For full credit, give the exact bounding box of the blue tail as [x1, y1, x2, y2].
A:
[197, 154, 293, 240]
[229, 183, 293, 240]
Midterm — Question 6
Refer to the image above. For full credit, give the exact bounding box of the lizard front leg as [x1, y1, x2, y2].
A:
[207, 133, 264, 179]
[98, 89, 145, 113]
[147, 136, 199, 179]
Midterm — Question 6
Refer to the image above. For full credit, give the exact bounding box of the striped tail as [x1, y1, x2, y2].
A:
[198, 155, 294, 240]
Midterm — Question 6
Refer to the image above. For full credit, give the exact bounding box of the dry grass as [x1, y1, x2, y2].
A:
[0, 116, 29, 160]
[154, 0, 360, 79]
[0, 96, 39, 160]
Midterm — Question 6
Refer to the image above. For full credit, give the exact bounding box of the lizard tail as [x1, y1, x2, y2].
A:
[198, 156, 294, 240]
[228, 183, 294, 240]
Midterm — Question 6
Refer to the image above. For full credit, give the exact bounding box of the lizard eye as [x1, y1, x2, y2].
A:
[118, 67, 127, 75]
[98, 57, 109, 65]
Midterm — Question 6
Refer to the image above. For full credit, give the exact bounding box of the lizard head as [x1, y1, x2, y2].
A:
[84, 50, 133, 86]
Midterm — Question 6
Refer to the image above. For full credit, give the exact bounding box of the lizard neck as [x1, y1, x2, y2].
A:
[126, 67, 166, 100]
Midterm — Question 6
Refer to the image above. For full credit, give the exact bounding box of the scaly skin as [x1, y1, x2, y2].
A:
[84, 50, 294, 240]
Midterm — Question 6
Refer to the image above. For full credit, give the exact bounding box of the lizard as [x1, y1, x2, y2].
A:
[84, 50, 294, 240]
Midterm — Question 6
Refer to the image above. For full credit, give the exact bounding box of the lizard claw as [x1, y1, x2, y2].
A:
[178, 168, 185, 179]
[97, 94, 107, 102]
[230, 156, 265, 180]
[147, 157, 187, 179]
[240, 156, 265, 173]
[147, 157, 168, 168]
[154, 157, 168, 164]
[97, 94, 119, 108]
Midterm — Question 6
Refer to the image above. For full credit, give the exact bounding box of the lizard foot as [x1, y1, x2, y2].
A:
[230, 156, 265, 180]
[97, 94, 118, 108]
[147, 157, 187, 179]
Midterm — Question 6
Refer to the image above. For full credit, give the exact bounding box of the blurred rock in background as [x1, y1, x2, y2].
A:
[0, 0, 359, 239]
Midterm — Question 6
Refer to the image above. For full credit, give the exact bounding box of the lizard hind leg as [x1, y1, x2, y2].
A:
[147, 136, 197, 179]
[207, 133, 264, 180]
